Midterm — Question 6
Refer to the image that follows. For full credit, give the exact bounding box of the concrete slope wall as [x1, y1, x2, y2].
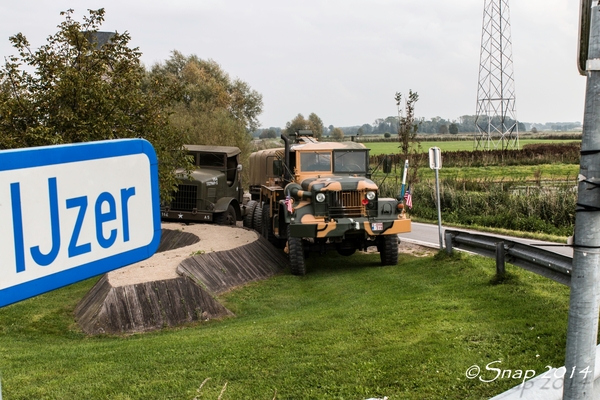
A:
[75, 227, 288, 335]
[177, 235, 289, 295]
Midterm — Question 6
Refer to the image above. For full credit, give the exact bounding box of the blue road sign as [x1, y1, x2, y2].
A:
[0, 139, 161, 307]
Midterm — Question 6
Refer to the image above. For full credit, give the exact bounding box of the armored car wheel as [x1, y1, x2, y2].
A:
[215, 205, 237, 226]
[288, 226, 306, 276]
[243, 200, 258, 229]
[379, 234, 399, 266]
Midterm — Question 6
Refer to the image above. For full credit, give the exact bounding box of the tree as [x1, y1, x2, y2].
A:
[438, 124, 449, 134]
[259, 128, 277, 139]
[331, 127, 344, 140]
[284, 112, 325, 139]
[307, 112, 324, 139]
[147, 51, 263, 160]
[395, 90, 420, 158]
[284, 113, 309, 136]
[0, 8, 189, 201]
[449, 123, 459, 134]
[360, 123, 373, 135]
[395, 90, 422, 185]
[384, 132, 391, 138]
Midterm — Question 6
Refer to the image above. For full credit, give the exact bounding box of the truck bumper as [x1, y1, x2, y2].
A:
[160, 209, 213, 222]
[289, 217, 411, 238]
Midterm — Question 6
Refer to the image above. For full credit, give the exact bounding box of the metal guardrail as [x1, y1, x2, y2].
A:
[444, 230, 573, 286]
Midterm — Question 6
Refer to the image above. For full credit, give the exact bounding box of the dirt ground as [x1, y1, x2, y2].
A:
[398, 240, 437, 257]
[107, 222, 258, 287]
[108, 223, 435, 287]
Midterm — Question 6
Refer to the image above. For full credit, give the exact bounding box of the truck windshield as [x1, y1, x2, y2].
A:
[333, 151, 367, 173]
[300, 152, 331, 172]
[197, 152, 226, 168]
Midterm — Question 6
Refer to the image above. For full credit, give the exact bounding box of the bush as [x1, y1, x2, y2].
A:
[370, 143, 581, 168]
[377, 177, 576, 237]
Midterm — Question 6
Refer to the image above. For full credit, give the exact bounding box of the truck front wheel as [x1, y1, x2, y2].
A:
[379, 235, 399, 266]
[215, 205, 237, 226]
[288, 226, 306, 276]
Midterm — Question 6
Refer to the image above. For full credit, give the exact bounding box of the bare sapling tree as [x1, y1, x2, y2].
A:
[395, 90, 422, 182]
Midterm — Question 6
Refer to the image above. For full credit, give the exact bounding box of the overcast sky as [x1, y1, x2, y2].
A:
[0, 1, 587, 129]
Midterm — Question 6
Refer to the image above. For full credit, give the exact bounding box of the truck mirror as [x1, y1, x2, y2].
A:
[273, 159, 283, 176]
[383, 157, 392, 174]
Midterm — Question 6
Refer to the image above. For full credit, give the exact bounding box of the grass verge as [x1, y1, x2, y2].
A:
[0, 252, 570, 399]
[411, 217, 570, 243]
[364, 139, 580, 155]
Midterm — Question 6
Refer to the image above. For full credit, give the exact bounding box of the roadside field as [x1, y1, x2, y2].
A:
[364, 139, 581, 155]
[417, 163, 579, 181]
[0, 251, 569, 399]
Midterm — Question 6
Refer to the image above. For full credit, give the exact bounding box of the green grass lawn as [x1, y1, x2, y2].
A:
[417, 163, 579, 181]
[0, 252, 570, 399]
[364, 139, 580, 155]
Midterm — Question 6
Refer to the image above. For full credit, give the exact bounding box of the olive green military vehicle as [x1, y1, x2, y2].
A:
[161, 145, 244, 225]
[244, 131, 411, 275]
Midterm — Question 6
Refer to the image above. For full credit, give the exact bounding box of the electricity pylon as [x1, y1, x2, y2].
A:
[474, 0, 519, 150]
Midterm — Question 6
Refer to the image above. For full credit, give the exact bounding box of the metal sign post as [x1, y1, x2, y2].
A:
[429, 147, 443, 250]
[564, 3, 600, 399]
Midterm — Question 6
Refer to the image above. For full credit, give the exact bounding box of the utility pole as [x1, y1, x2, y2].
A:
[563, 2, 600, 399]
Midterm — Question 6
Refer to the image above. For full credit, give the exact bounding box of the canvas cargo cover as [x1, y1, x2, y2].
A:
[249, 147, 285, 186]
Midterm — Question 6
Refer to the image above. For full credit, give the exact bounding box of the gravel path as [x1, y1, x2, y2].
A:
[108, 222, 258, 287]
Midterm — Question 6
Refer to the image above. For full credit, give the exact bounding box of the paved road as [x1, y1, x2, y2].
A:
[402, 222, 573, 258]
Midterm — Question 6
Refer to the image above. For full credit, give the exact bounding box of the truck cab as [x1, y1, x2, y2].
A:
[245, 131, 411, 275]
[161, 145, 243, 225]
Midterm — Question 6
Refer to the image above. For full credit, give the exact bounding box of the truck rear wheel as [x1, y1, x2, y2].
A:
[243, 200, 258, 229]
[215, 205, 237, 226]
[379, 235, 399, 266]
[262, 203, 283, 248]
[288, 225, 306, 276]
[253, 202, 263, 234]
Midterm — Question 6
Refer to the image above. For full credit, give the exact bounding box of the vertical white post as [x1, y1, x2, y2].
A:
[429, 147, 443, 250]
[435, 168, 443, 250]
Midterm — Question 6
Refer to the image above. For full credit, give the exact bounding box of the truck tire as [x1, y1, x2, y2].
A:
[288, 225, 306, 276]
[215, 204, 237, 226]
[262, 203, 282, 248]
[243, 200, 258, 229]
[379, 234, 399, 266]
[337, 247, 356, 256]
[253, 202, 263, 234]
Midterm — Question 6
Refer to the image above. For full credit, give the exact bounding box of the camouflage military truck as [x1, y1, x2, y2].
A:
[161, 145, 244, 225]
[245, 130, 411, 275]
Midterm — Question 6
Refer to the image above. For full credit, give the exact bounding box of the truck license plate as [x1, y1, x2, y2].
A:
[371, 223, 383, 231]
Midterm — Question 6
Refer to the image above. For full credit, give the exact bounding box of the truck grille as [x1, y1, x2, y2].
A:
[328, 191, 364, 218]
[171, 184, 197, 211]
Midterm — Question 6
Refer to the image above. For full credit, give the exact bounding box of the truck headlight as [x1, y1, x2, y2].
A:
[315, 193, 326, 203]
[366, 191, 376, 201]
